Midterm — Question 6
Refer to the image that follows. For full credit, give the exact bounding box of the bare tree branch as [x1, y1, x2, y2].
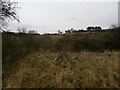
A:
[0, 0, 20, 32]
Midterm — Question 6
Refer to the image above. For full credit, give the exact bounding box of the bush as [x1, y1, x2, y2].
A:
[2, 34, 54, 64]
[3, 28, 120, 64]
[55, 30, 120, 52]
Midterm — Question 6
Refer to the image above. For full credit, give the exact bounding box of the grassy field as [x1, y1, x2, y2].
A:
[3, 50, 119, 88]
[2, 30, 120, 88]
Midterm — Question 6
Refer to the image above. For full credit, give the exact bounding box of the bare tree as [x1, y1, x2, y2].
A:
[94, 26, 102, 31]
[28, 30, 37, 34]
[17, 27, 27, 33]
[58, 30, 63, 35]
[87, 26, 95, 31]
[110, 24, 119, 30]
[0, 0, 19, 32]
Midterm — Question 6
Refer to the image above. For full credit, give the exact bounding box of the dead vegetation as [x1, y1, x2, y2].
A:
[2, 50, 119, 88]
[2, 30, 120, 88]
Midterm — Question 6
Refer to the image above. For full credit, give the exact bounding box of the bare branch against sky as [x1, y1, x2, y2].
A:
[118, 1, 120, 26]
[8, 0, 118, 34]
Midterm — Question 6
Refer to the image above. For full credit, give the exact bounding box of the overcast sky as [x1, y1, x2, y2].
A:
[8, 1, 118, 34]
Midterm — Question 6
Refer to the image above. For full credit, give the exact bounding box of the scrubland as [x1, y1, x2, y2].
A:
[2, 30, 120, 88]
[3, 50, 119, 88]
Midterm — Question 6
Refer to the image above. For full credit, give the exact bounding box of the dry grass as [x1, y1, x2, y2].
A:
[2, 50, 119, 88]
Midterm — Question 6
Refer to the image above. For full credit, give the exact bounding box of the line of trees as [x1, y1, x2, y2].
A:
[87, 26, 102, 31]
[64, 26, 102, 34]
[17, 27, 38, 34]
[0, 0, 119, 35]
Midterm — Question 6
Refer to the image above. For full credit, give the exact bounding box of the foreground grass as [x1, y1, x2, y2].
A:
[3, 50, 119, 88]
